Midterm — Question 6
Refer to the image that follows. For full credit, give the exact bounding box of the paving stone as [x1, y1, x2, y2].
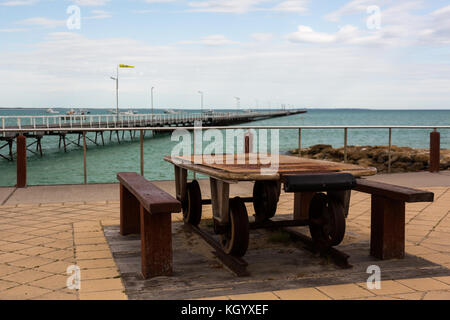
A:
[422, 290, 450, 300]
[33, 290, 78, 300]
[356, 280, 415, 296]
[229, 292, 280, 300]
[273, 287, 331, 300]
[79, 290, 127, 300]
[0, 285, 52, 300]
[37, 261, 75, 274]
[316, 283, 374, 300]
[80, 268, 120, 281]
[40, 249, 74, 261]
[77, 250, 113, 260]
[433, 276, 450, 285]
[77, 259, 117, 270]
[2, 269, 52, 284]
[78, 278, 124, 293]
[388, 292, 426, 300]
[199, 296, 230, 300]
[32, 274, 70, 290]
[15, 246, 56, 256]
[0, 252, 28, 263]
[396, 278, 450, 291]
[75, 244, 110, 252]
[9, 256, 56, 269]
[0, 264, 23, 277]
[0, 242, 33, 252]
[0, 279, 19, 291]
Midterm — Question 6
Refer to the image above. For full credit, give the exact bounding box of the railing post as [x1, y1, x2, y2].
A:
[16, 134, 27, 188]
[298, 128, 302, 157]
[83, 131, 87, 184]
[244, 131, 254, 154]
[140, 130, 144, 176]
[430, 129, 440, 173]
[388, 128, 392, 173]
[344, 128, 348, 163]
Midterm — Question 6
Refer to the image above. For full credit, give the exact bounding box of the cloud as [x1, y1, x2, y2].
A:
[324, 0, 380, 22]
[17, 17, 66, 28]
[271, 0, 308, 13]
[178, 34, 239, 46]
[251, 33, 274, 42]
[0, 0, 38, 6]
[85, 9, 113, 19]
[187, 0, 308, 14]
[144, 0, 176, 3]
[72, 0, 110, 6]
[286, 25, 385, 45]
[0, 28, 28, 32]
[1, 30, 449, 109]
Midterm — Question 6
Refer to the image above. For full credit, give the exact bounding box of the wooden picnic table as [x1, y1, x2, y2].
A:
[164, 153, 377, 259]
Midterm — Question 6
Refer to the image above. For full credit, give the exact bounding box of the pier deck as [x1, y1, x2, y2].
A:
[0, 110, 306, 159]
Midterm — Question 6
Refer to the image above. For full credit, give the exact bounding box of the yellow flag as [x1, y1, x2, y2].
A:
[119, 64, 135, 68]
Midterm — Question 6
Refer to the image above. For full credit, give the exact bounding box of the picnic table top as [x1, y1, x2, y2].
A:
[164, 154, 377, 182]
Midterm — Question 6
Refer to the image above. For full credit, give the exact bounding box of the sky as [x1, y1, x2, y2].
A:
[0, 0, 449, 110]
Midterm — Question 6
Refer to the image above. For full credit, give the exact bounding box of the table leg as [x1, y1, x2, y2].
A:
[210, 178, 230, 225]
[174, 166, 187, 203]
[293, 192, 316, 220]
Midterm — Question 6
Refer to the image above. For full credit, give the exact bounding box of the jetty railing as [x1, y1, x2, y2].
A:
[0, 125, 448, 187]
[0, 110, 296, 131]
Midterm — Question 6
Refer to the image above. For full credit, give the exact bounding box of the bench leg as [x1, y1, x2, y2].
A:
[120, 184, 141, 236]
[370, 195, 405, 260]
[140, 206, 173, 279]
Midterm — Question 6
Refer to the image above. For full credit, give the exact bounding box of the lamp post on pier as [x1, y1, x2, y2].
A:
[235, 97, 241, 111]
[110, 64, 135, 123]
[151, 86, 155, 116]
[198, 91, 204, 113]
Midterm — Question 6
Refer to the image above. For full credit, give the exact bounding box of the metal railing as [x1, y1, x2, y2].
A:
[1, 125, 448, 186]
[0, 110, 298, 131]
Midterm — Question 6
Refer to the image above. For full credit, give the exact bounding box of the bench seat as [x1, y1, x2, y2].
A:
[355, 179, 434, 260]
[117, 172, 181, 279]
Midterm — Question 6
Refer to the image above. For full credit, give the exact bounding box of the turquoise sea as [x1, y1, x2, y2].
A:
[0, 109, 449, 187]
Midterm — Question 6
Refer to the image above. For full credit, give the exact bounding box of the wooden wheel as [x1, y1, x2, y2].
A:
[309, 193, 346, 247]
[253, 181, 279, 222]
[220, 197, 249, 257]
[183, 180, 202, 226]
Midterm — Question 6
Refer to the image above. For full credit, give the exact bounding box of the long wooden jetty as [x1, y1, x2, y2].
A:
[0, 110, 306, 160]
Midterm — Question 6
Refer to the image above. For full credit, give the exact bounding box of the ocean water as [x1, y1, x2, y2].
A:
[0, 109, 448, 187]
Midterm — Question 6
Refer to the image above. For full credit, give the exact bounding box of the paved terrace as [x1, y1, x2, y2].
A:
[0, 171, 449, 300]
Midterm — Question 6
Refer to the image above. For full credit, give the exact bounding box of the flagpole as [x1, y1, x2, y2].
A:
[116, 65, 119, 123]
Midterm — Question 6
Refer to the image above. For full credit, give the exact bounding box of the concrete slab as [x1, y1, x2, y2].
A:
[0, 187, 15, 205]
[1, 180, 254, 205]
[1, 170, 448, 205]
[366, 171, 450, 188]
[4, 184, 119, 205]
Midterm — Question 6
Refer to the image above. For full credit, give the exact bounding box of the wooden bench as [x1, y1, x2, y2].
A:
[355, 179, 434, 260]
[117, 172, 181, 279]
